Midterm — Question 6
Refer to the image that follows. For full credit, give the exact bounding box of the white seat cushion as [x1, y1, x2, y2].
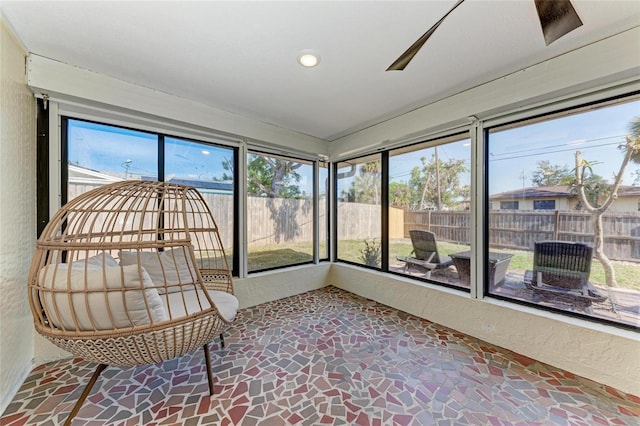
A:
[39, 263, 168, 331]
[165, 289, 238, 322]
[119, 248, 197, 294]
[83, 252, 120, 268]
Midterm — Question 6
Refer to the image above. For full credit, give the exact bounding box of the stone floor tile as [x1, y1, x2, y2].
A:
[2, 287, 638, 425]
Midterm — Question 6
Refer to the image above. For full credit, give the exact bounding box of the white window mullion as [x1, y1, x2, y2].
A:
[238, 141, 248, 278]
[470, 117, 484, 299]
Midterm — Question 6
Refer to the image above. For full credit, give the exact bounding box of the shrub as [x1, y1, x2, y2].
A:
[360, 238, 381, 267]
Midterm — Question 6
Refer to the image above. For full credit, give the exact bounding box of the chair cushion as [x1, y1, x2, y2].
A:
[165, 289, 238, 322]
[119, 248, 197, 294]
[39, 263, 168, 331]
[79, 252, 120, 268]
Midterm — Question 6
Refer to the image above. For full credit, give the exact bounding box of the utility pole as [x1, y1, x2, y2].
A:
[435, 146, 442, 210]
[123, 159, 132, 179]
[520, 169, 526, 204]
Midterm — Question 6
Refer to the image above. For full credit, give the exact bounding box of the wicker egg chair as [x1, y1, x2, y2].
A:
[28, 180, 238, 425]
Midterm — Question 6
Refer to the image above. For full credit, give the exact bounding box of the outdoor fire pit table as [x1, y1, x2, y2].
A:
[449, 251, 514, 287]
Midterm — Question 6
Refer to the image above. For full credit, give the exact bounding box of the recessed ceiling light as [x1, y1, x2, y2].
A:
[298, 51, 321, 68]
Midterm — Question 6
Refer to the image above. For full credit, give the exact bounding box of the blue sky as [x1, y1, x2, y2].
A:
[68, 120, 233, 182]
[68, 97, 639, 198]
[488, 99, 640, 194]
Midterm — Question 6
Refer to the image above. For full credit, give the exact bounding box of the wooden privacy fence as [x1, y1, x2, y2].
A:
[404, 210, 640, 262]
[69, 183, 325, 249]
[68, 184, 639, 261]
[335, 203, 404, 240]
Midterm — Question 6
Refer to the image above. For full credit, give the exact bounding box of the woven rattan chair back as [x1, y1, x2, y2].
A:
[27, 180, 237, 425]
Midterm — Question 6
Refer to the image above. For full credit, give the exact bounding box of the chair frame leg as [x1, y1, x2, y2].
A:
[203, 343, 215, 396]
[64, 363, 107, 426]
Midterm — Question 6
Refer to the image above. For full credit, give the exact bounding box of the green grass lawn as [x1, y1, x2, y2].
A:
[247, 243, 324, 271]
[246, 239, 639, 291]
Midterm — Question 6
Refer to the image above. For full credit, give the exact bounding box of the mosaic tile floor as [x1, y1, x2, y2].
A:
[2, 286, 639, 425]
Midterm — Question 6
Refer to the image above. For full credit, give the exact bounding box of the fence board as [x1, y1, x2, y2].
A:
[404, 209, 640, 262]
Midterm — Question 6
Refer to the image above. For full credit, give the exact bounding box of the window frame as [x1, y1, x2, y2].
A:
[385, 132, 472, 291]
[245, 149, 317, 273]
[533, 200, 556, 210]
[61, 116, 240, 277]
[333, 153, 384, 270]
[483, 92, 640, 331]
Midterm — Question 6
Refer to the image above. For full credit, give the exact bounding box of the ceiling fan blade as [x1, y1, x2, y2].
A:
[387, 0, 465, 71]
[534, 0, 583, 46]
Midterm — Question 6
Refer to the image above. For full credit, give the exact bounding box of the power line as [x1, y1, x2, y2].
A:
[489, 140, 624, 162]
[489, 135, 624, 158]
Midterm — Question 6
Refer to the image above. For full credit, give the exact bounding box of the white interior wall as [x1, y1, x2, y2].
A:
[234, 264, 331, 309]
[0, 18, 37, 414]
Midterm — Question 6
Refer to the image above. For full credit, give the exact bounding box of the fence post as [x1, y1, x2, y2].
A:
[554, 210, 559, 240]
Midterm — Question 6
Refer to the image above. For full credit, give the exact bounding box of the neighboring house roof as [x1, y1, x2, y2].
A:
[68, 164, 122, 185]
[490, 186, 573, 200]
[618, 185, 640, 197]
[142, 176, 233, 193]
[490, 185, 640, 200]
[68, 165, 233, 193]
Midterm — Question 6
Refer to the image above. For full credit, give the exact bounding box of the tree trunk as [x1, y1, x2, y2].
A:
[592, 213, 618, 288]
[575, 140, 634, 289]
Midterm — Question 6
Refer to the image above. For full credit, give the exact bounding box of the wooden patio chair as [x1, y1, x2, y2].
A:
[396, 230, 453, 278]
[28, 181, 238, 425]
[524, 240, 606, 313]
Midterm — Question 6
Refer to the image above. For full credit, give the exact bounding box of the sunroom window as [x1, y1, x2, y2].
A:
[165, 137, 235, 257]
[388, 135, 471, 289]
[487, 97, 640, 329]
[246, 151, 314, 272]
[66, 119, 158, 201]
[335, 154, 382, 268]
[63, 117, 239, 275]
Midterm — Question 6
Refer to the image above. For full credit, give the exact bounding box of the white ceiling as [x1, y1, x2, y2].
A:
[2, 1, 639, 141]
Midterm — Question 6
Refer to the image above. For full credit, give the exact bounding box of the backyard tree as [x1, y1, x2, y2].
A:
[247, 155, 305, 198]
[389, 181, 413, 208]
[409, 152, 467, 210]
[575, 116, 640, 290]
[531, 160, 608, 208]
[221, 154, 305, 198]
[342, 160, 381, 204]
[531, 160, 573, 186]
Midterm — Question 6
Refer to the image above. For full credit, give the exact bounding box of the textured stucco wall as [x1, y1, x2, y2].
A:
[328, 263, 640, 397]
[0, 18, 37, 414]
[234, 263, 330, 309]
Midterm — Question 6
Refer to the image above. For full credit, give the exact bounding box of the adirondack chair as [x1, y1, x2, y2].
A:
[396, 230, 453, 278]
[524, 241, 606, 312]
